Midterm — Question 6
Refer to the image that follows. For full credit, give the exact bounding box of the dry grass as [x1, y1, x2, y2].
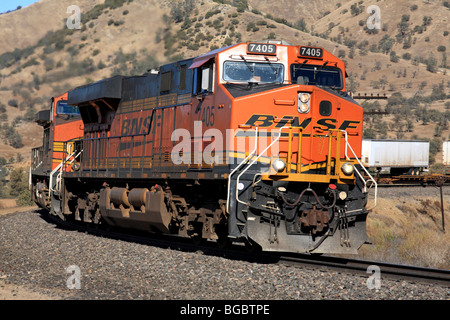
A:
[0, 199, 16, 208]
[359, 196, 450, 269]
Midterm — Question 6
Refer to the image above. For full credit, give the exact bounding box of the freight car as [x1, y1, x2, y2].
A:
[444, 141, 450, 175]
[444, 141, 450, 166]
[30, 41, 377, 254]
[361, 139, 430, 175]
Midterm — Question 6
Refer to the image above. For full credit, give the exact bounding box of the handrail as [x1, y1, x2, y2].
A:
[226, 127, 258, 214]
[235, 126, 287, 206]
[342, 130, 377, 208]
[49, 149, 79, 193]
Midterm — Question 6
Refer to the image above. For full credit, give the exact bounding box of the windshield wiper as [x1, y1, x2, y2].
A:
[313, 61, 329, 80]
[239, 55, 262, 86]
[239, 55, 254, 75]
[264, 57, 284, 84]
[264, 57, 278, 75]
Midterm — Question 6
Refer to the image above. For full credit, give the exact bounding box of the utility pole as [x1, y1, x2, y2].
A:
[435, 176, 447, 232]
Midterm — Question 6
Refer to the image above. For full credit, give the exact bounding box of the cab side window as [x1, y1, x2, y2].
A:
[194, 61, 215, 95]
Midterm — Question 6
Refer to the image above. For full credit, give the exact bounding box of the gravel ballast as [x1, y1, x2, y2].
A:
[0, 208, 448, 301]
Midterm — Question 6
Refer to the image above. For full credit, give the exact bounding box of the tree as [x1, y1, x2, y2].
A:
[347, 75, 359, 92]
[397, 15, 410, 42]
[233, 0, 248, 12]
[350, 3, 363, 16]
[426, 52, 437, 73]
[294, 18, 308, 33]
[378, 35, 394, 54]
[363, 128, 376, 139]
[9, 133, 24, 149]
[170, 1, 184, 23]
[389, 51, 399, 63]
[423, 16, 432, 26]
[348, 47, 355, 59]
[9, 168, 27, 197]
[402, 35, 412, 49]
[8, 99, 18, 108]
[169, 0, 196, 23]
[8, 167, 33, 206]
[33, 74, 40, 90]
[406, 118, 414, 132]
[441, 52, 448, 68]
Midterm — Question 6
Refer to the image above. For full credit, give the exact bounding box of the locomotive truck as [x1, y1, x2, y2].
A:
[31, 41, 376, 254]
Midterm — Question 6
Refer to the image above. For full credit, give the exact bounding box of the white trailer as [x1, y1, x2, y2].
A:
[443, 141, 450, 166]
[361, 139, 429, 175]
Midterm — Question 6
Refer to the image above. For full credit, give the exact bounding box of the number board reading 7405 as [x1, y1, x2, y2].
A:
[247, 43, 277, 55]
[298, 46, 323, 58]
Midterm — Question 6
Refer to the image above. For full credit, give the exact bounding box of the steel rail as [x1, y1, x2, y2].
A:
[276, 253, 450, 287]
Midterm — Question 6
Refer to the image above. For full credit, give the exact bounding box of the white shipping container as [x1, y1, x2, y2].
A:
[444, 141, 450, 166]
[361, 139, 429, 168]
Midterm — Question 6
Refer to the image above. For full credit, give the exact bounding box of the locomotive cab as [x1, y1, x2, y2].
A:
[30, 92, 84, 212]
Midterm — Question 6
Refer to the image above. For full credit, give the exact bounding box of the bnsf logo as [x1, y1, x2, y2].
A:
[245, 114, 360, 131]
[121, 116, 152, 136]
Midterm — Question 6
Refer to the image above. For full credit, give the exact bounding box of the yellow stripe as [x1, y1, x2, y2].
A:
[53, 142, 65, 152]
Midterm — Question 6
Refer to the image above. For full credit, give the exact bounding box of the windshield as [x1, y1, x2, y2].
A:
[56, 100, 80, 116]
[290, 64, 343, 89]
[223, 61, 284, 84]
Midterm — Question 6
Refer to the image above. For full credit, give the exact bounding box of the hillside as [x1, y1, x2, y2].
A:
[0, 0, 99, 55]
[0, 0, 448, 166]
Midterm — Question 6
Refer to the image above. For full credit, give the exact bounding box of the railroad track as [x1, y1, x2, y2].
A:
[277, 254, 450, 287]
[377, 183, 449, 188]
[367, 174, 449, 188]
[37, 209, 450, 288]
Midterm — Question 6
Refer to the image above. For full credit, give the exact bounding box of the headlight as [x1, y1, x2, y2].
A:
[299, 103, 310, 113]
[298, 92, 310, 113]
[341, 162, 354, 175]
[272, 159, 286, 172]
[338, 191, 348, 200]
[299, 93, 310, 103]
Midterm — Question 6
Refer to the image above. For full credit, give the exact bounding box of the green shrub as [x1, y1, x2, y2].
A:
[8, 99, 18, 108]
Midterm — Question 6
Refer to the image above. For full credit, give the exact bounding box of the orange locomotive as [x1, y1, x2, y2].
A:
[31, 92, 84, 213]
[34, 41, 376, 254]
